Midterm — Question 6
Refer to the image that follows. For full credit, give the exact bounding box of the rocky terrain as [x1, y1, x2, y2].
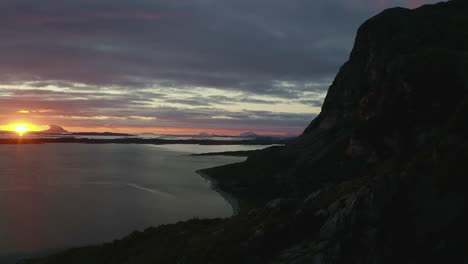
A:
[21, 0, 468, 263]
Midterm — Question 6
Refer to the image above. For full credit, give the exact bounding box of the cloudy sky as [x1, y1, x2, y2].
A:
[0, 0, 439, 135]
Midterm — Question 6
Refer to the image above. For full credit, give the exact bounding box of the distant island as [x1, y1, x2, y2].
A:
[43, 124, 68, 133]
[0, 124, 135, 137]
[67, 132, 135, 137]
[0, 124, 294, 145]
[0, 136, 291, 146]
[0, 125, 298, 143]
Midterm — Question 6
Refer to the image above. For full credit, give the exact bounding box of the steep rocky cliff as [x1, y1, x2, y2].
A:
[22, 0, 468, 263]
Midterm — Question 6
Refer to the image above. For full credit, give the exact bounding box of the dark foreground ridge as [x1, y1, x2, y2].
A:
[21, 1, 468, 263]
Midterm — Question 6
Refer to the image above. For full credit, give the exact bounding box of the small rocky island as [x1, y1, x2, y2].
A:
[22, 1, 468, 263]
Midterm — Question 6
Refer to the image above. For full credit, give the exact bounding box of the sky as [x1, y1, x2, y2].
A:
[0, 0, 440, 135]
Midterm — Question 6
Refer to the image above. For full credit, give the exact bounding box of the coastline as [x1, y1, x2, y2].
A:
[196, 170, 240, 216]
[0, 137, 290, 146]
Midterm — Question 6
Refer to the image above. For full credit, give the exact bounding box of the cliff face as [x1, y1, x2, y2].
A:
[204, 0, 468, 208]
[23, 1, 468, 263]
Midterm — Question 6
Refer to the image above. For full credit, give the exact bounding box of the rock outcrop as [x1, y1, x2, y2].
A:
[240, 132, 258, 137]
[42, 125, 68, 133]
[22, 1, 468, 263]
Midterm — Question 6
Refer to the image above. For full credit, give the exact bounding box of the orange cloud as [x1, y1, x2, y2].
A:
[16, 109, 54, 114]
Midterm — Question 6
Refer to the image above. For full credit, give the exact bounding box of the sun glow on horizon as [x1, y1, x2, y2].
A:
[0, 123, 42, 135]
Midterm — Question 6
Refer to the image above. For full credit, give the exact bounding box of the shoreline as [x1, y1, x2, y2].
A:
[189, 145, 283, 157]
[196, 170, 240, 216]
[190, 149, 260, 157]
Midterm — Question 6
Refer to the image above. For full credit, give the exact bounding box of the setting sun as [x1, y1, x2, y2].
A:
[0, 123, 41, 135]
[15, 124, 28, 133]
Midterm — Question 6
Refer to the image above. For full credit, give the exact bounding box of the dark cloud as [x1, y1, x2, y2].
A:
[299, 100, 325, 108]
[0, 0, 440, 132]
[164, 99, 211, 107]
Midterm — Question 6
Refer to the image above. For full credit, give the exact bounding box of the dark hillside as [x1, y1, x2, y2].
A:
[22, 1, 468, 263]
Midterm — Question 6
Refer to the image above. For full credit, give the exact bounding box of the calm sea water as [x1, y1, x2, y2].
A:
[0, 144, 262, 258]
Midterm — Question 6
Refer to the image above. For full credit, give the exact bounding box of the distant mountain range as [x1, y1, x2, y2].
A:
[0, 125, 297, 139]
[196, 131, 298, 139]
